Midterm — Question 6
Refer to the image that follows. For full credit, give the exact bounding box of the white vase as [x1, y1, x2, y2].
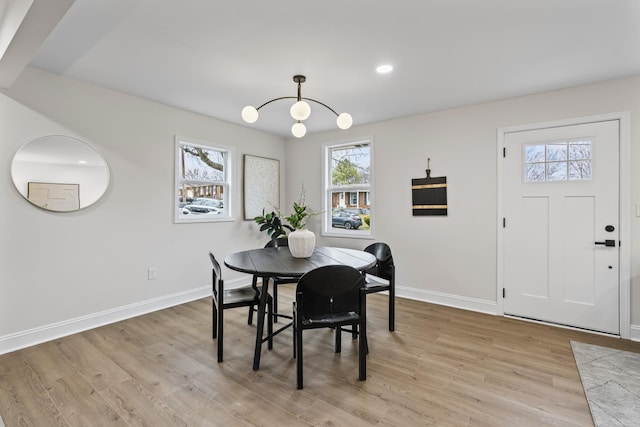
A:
[288, 229, 316, 258]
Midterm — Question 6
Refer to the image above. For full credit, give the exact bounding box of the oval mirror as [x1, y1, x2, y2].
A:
[11, 135, 110, 212]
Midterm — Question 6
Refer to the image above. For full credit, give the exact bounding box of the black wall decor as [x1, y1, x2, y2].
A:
[412, 159, 447, 216]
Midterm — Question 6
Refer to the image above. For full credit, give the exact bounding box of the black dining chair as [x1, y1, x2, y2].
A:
[363, 242, 396, 331]
[251, 238, 297, 323]
[209, 252, 273, 363]
[292, 265, 367, 389]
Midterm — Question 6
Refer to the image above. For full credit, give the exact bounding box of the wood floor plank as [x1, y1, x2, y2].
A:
[1, 291, 639, 426]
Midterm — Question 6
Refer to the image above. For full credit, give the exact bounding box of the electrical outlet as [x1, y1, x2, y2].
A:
[147, 267, 157, 280]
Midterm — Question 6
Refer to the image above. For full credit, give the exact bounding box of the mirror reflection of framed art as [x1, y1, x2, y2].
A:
[27, 182, 80, 212]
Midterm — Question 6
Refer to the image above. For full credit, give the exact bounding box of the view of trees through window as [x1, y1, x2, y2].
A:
[326, 141, 372, 234]
[175, 139, 229, 221]
[524, 140, 592, 182]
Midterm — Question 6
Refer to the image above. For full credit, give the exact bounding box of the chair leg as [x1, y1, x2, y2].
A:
[359, 287, 367, 379]
[248, 275, 259, 325]
[358, 319, 366, 380]
[335, 326, 342, 353]
[267, 296, 274, 350]
[217, 306, 224, 363]
[296, 327, 304, 389]
[212, 300, 217, 339]
[248, 304, 254, 325]
[292, 303, 298, 358]
[273, 284, 279, 323]
[389, 284, 395, 332]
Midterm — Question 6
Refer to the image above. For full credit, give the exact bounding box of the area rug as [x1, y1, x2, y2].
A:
[571, 341, 640, 426]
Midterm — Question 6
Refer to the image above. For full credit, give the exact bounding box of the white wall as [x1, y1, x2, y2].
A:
[0, 68, 285, 353]
[287, 75, 640, 335]
[2, 68, 639, 354]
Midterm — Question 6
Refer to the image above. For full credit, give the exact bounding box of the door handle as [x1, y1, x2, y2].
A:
[595, 239, 616, 247]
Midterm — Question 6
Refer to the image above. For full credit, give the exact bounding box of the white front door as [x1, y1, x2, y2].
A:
[502, 120, 620, 334]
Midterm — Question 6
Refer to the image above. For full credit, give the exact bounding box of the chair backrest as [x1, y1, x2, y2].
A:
[209, 252, 222, 293]
[296, 265, 365, 317]
[264, 237, 289, 248]
[363, 242, 394, 280]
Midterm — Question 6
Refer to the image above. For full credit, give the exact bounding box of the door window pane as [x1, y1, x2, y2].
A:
[525, 163, 545, 182]
[525, 145, 545, 163]
[569, 160, 592, 180]
[547, 143, 567, 161]
[569, 142, 591, 160]
[547, 162, 567, 181]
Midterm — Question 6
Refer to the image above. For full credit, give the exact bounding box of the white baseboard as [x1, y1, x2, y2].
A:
[2, 281, 632, 355]
[397, 286, 640, 342]
[0, 286, 211, 356]
[397, 285, 497, 315]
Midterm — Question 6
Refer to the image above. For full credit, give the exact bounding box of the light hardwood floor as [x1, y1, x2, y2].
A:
[1, 290, 639, 426]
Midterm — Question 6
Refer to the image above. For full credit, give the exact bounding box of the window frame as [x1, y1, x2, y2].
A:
[322, 138, 374, 239]
[174, 136, 233, 224]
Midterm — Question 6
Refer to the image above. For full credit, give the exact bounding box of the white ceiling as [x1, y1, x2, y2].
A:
[5, 0, 640, 137]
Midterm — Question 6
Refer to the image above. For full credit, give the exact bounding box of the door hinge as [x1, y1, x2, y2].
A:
[503, 217, 506, 228]
[502, 288, 506, 298]
[503, 147, 506, 158]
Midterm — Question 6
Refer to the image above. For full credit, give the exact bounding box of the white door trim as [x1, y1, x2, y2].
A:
[497, 112, 631, 339]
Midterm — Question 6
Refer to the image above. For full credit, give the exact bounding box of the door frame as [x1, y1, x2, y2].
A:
[497, 112, 631, 338]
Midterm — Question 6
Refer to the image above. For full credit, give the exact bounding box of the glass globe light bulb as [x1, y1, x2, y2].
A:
[241, 106, 259, 123]
[291, 122, 307, 138]
[336, 112, 353, 130]
[290, 100, 311, 121]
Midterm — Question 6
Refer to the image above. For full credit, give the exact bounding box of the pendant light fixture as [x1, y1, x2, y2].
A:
[241, 75, 353, 138]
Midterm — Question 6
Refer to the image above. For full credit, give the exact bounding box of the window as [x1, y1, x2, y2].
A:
[524, 139, 592, 182]
[323, 139, 372, 237]
[175, 137, 231, 223]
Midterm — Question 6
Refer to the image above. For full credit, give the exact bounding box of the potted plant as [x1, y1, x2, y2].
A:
[254, 209, 292, 240]
[284, 186, 318, 258]
[253, 184, 318, 257]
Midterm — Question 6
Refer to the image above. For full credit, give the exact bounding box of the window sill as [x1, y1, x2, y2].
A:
[174, 216, 235, 224]
[321, 230, 374, 240]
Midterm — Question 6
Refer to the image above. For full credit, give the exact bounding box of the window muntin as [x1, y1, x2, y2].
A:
[175, 137, 231, 223]
[323, 140, 372, 237]
[524, 140, 592, 183]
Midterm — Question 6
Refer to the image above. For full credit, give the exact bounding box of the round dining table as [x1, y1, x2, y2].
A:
[225, 246, 377, 370]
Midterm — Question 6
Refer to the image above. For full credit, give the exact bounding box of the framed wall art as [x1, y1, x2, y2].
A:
[243, 154, 280, 219]
[411, 159, 448, 216]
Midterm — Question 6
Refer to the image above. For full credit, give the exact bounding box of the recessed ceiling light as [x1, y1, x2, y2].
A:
[78, 160, 87, 164]
[376, 64, 393, 74]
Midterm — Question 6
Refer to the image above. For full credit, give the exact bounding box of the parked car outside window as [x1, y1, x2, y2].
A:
[184, 197, 224, 214]
[331, 211, 362, 229]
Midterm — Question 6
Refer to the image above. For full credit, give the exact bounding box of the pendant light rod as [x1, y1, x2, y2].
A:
[296, 74, 304, 102]
[241, 75, 353, 138]
[255, 95, 340, 117]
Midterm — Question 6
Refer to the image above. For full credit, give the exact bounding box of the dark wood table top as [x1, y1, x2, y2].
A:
[224, 246, 377, 277]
